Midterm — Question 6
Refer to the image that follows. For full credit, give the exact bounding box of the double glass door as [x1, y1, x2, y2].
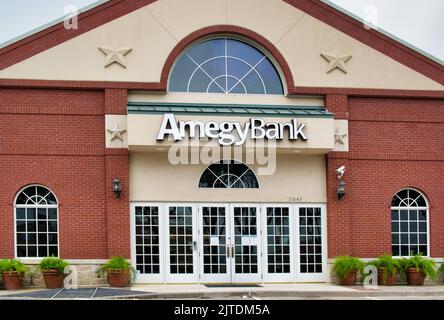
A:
[131, 203, 326, 284]
[199, 204, 261, 283]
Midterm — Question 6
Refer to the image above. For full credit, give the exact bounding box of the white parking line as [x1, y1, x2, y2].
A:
[242, 294, 261, 300]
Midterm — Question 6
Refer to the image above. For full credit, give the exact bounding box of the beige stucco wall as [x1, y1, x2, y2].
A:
[129, 152, 327, 203]
[0, 0, 442, 91]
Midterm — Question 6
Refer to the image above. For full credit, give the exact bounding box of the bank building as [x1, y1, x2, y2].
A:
[0, 0, 443, 286]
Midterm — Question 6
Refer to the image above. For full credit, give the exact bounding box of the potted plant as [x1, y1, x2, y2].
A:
[0, 259, 27, 290]
[38, 256, 69, 289]
[368, 255, 400, 286]
[333, 256, 364, 286]
[400, 253, 437, 286]
[440, 264, 444, 283]
[99, 256, 134, 287]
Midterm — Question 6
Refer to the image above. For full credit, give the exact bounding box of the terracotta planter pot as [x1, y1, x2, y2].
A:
[2, 272, 23, 290]
[406, 268, 426, 286]
[338, 270, 357, 286]
[42, 270, 65, 289]
[378, 267, 398, 286]
[108, 269, 130, 287]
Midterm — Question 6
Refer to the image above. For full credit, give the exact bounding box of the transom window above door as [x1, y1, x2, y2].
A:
[169, 37, 284, 94]
[198, 160, 259, 189]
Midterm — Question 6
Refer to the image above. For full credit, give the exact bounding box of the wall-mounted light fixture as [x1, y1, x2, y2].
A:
[336, 166, 346, 200]
[337, 179, 346, 200]
[112, 178, 122, 198]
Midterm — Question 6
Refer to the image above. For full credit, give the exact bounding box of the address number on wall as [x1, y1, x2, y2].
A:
[288, 197, 303, 202]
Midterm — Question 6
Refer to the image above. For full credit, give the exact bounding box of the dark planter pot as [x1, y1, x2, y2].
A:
[378, 267, 398, 286]
[108, 270, 130, 287]
[42, 270, 65, 289]
[2, 272, 23, 290]
[338, 270, 357, 286]
[406, 268, 426, 286]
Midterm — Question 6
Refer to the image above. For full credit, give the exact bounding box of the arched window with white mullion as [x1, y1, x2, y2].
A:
[391, 188, 429, 257]
[169, 37, 284, 95]
[14, 185, 59, 258]
[198, 160, 259, 189]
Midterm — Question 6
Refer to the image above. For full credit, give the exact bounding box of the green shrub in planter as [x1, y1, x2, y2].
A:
[39, 257, 69, 273]
[38, 257, 69, 289]
[0, 259, 28, 290]
[400, 253, 437, 286]
[367, 255, 400, 285]
[333, 256, 364, 285]
[99, 256, 136, 287]
[0, 259, 27, 274]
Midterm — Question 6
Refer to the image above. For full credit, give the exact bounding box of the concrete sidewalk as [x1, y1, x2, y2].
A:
[128, 283, 444, 299]
[1, 284, 444, 299]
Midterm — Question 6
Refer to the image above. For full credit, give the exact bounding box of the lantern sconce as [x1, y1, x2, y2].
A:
[336, 166, 346, 200]
[112, 178, 122, 198]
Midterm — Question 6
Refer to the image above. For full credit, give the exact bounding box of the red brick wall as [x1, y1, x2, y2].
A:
[327, 97, 444, 258]
[0, 88, 130, 259]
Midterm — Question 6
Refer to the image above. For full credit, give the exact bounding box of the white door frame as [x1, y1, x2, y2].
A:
[131, 202, 328, 284]
[164, 203, 199, 283]
[229, 203, 263, 283]
[294, 203, 328, 283]
[130, 202, 165, 284]
[261, 204, 295, 283]
[198, 203, 231, 283]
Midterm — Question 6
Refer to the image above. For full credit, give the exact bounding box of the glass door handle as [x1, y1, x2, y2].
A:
[231, 246, 235, 258]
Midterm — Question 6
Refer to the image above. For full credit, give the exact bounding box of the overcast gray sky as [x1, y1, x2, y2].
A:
[0, 0, 443, 63]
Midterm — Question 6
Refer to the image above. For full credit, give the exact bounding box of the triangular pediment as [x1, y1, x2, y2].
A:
[0, 0, 442, 91]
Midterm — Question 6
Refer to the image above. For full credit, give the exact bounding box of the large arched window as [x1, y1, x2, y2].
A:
[169, 37, 284, 94]
[391, 188, 429, 257]
[198, 160, 259, 189]
[15, 185, 59, 258]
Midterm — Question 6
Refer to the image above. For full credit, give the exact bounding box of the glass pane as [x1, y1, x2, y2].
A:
[38, 246, 48, 257]
[16, 208, 25, 219]
[400, 210, 408, 220]
[48, 233, 58, 245]
[48, 246, 58, 257]
[27, 221, 36, 232]
[48, 221, 57, 232]
[17, 233, 26, 245]
[17, 246, 26, 257]
[48, 208, 57, 220]
[16, 221, 26, 232]
[16, 192, 28, 205]
[27, 208, 36, 220]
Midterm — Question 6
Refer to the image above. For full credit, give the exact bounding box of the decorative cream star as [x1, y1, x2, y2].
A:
[99, 38, 132, 68]
[107, 124, 127, 142]
[334, 128, 348, 145]
[320, 47, 352, 74]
